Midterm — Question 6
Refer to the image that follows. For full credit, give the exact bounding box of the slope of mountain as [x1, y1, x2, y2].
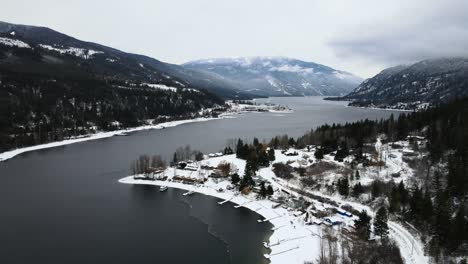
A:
[341, 58, 468, 109]
[0, 21, 252, 99]
[183, 57, 363, 97]
[0, 21, 237, 152]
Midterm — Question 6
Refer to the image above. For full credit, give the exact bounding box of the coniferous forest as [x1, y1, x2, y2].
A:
[0, 41, 224, 153]
[269, 98, 468, 260]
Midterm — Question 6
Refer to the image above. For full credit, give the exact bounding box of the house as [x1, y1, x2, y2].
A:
[184, 164, 198, 171]
[177, 162, 187, 169]
[282, 149, 299, 156]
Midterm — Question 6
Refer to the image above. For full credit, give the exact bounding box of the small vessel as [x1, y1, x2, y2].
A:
[183, 190, 194, 196]
[159, 186, 168, 192]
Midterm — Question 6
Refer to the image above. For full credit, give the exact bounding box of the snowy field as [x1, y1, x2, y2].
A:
[120, 149, 428, 264]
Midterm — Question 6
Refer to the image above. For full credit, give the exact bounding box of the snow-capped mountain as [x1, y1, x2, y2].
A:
[342, 58, 468, 109]
[0, 21, 252, 99]
[183, 57, 363, 97]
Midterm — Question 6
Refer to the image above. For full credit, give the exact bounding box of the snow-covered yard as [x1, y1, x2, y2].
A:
[120, 145, 429, 264]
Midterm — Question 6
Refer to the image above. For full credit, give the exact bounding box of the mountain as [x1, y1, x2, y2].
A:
[0, 21, 241, 152]
[183, 57, 363, 97]
[341, 57, 468, 109]
[0, 21, 252, 99]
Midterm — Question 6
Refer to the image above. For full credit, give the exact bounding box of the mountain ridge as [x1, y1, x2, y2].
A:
[183, 56, 363, 97]
[0, 20, 254, 99]
[338, 57, 468, 110]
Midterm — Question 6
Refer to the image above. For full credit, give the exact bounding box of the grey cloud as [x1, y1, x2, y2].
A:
[330, 0, 468, 66]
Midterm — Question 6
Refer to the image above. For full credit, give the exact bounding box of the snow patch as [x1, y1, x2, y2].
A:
[39, 44, 103, 59]
[143, 83, 177, 92]
[270, 65, 314, 73]
[0, 37, 31, 48]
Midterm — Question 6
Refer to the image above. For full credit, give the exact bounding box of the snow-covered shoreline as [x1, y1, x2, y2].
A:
[119, 148, 429, 264]
[119, 176, 321, 264]
[346, 105, 413, 112]
[0, 115, 235, 162]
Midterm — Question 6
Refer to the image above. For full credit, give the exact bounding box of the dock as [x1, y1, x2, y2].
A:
[257, 215, 282, 223]
[234, 200, 252, 208]
[217, 197, 233, 205]
[264, 245, 300, 259]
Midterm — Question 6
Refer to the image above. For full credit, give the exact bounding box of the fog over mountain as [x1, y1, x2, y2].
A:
[184, 57, 362, 97]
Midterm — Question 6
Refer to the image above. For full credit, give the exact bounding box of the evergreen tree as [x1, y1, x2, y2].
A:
[449, 207, 467, 250]
[398, 181, 408, 205]
[267, 185, 274, 196]
[231, 173, 240, 185]
[355, 170, 360, 180]
[354, 210, 372, 240]
[389, 184, 400, 213]
[273, 137, 279, 149]
[314, 147, 324, 160]
[352, 182, 364, 197]
[371, 181, 381, 200]
[253, 137, 260, 147]
[258, 151, 270, 167]
[374, 207, 389, 239]
[239, 162, 255, 190]
[259, 182, 268, 198]
[409, 187, 424, 222]
[447, 150, 468, 197]
[236, 139, 244, 158]
[246, 155, 259, 174]
[421, 189, 433, 223]
[268, 148, 275, 162]
[335, 141, 349, 161]
[337, 176, 349, 196]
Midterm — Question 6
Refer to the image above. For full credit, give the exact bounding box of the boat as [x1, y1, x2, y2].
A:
[183, 190, 195, 196]
[159, 186, 168, 192]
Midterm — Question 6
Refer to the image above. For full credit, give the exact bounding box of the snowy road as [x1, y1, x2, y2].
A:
[389, 221, 428, 264]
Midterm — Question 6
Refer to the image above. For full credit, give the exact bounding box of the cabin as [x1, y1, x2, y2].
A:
[283, 150, 299, 156]
[293, 211, 305, 217]
[184, 164, 198, 171]
[177, 162, 187, 169]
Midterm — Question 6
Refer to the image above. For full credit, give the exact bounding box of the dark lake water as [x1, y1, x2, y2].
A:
[0, 97, 400, 264]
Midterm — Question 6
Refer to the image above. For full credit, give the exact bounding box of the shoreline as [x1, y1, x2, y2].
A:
[346, 105, 413, 112]
[0, 115, 236, 162]
[0, 100, 291, 163]
[119, 148, 429, 264]
[119, 176, 321, 264]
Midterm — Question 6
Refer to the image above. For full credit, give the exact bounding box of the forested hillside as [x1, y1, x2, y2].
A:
[287, 97, 468, 261]
[338, 58, 468, 110]
[0, 30, 224, 153]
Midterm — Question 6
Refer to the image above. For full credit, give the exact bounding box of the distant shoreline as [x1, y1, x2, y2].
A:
[0, 115, 235, 162]
[346, 105, 413, 112]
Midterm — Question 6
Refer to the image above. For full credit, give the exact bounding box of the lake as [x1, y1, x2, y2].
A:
[0, 97, 400, 264]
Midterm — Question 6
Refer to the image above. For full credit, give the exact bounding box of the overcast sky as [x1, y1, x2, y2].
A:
[1, 0, 467, 78]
